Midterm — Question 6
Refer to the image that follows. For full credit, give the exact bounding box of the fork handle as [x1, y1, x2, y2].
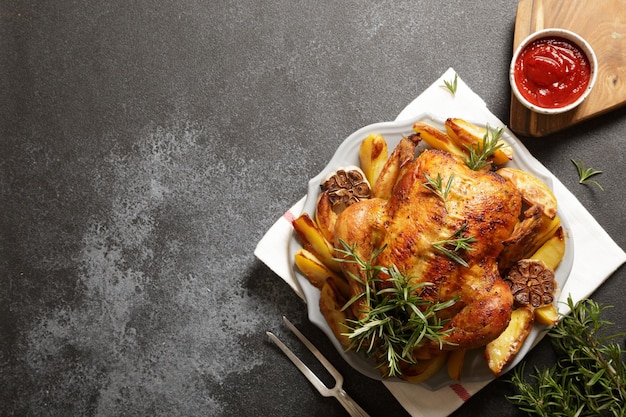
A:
[335, 388, 371, 417]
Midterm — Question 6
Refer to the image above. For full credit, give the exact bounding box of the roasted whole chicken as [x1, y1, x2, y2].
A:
[292, 118, 565, 382]
[335, 146, 521, 354]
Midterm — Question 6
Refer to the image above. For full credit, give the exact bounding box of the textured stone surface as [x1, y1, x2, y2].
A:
[1, 1, 625, 416]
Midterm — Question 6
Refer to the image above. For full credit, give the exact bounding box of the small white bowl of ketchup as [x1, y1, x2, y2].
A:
[510, 28, 597, 115]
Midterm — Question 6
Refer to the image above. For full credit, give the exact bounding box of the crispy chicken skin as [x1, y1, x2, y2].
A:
[335, 149, 522, 353]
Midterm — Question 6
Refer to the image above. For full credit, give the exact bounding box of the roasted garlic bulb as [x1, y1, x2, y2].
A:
[321, 166, 371, 211]
[505, 259, 556, 309]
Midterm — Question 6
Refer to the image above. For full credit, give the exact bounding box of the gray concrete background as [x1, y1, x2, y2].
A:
[1, 1, 625, 416]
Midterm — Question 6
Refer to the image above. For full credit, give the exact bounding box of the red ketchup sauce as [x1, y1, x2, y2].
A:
[514, 36, 591, 109]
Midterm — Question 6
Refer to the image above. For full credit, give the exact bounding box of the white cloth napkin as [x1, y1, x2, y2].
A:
[254, 68, 626, 417]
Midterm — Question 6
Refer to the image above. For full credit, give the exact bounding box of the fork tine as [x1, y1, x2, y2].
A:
[282, 316, 343, 386]
[265, 331, 332, 397]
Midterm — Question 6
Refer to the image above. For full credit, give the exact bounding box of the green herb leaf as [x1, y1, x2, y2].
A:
[335, 239, 458, 378]
[508, 296, 626, 416]
[441, 73, 458, 96]
[422, 172, 455, 202]
[571, 159, 604, 191]
[463, 124, 504, 171]
[431, 223, 477, 267]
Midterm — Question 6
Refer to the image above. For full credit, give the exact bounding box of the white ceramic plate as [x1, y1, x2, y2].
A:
[288, 113, 574, 390]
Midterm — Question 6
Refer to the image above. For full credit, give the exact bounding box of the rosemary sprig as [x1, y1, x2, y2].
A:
[571, 159, 604, 191]
[441, 73, 458, 96]
[336, 240, 457, 378]
[422, 172, 455, 202]
[464, 124, 505, 171]
[508, 296, 626, 417]
[431, 223, 477, 267]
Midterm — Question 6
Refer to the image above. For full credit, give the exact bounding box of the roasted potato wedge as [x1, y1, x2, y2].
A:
[444, 118, 513, 165]
[530, 226, 566, 271]
[534, 304, 559, 326]
[447, 348, 467, 381]
[399, 353, 449, 384]
[413, 121, 465, 159]
[497, 167, 558, 219]
[359, 133, 389, 187]
[485, 306, 534, 376]
[292, 213, 340, 272]
[319, 280, 352, 349]
[294, 248, 349, 297]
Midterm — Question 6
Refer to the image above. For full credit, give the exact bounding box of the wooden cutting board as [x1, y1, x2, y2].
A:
[510, 0, 626, 137]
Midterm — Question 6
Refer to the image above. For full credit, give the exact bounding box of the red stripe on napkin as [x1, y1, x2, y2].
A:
[449, 383, 471, 402]
[283, 209, 296, 224]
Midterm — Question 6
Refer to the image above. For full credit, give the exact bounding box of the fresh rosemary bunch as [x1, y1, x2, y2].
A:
[336, 240, 458, 378]
[508, 296, 626, 417]
[464, 124, 505, 171]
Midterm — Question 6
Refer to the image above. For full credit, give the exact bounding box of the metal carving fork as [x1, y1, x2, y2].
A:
[266, 316, 370, 417]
